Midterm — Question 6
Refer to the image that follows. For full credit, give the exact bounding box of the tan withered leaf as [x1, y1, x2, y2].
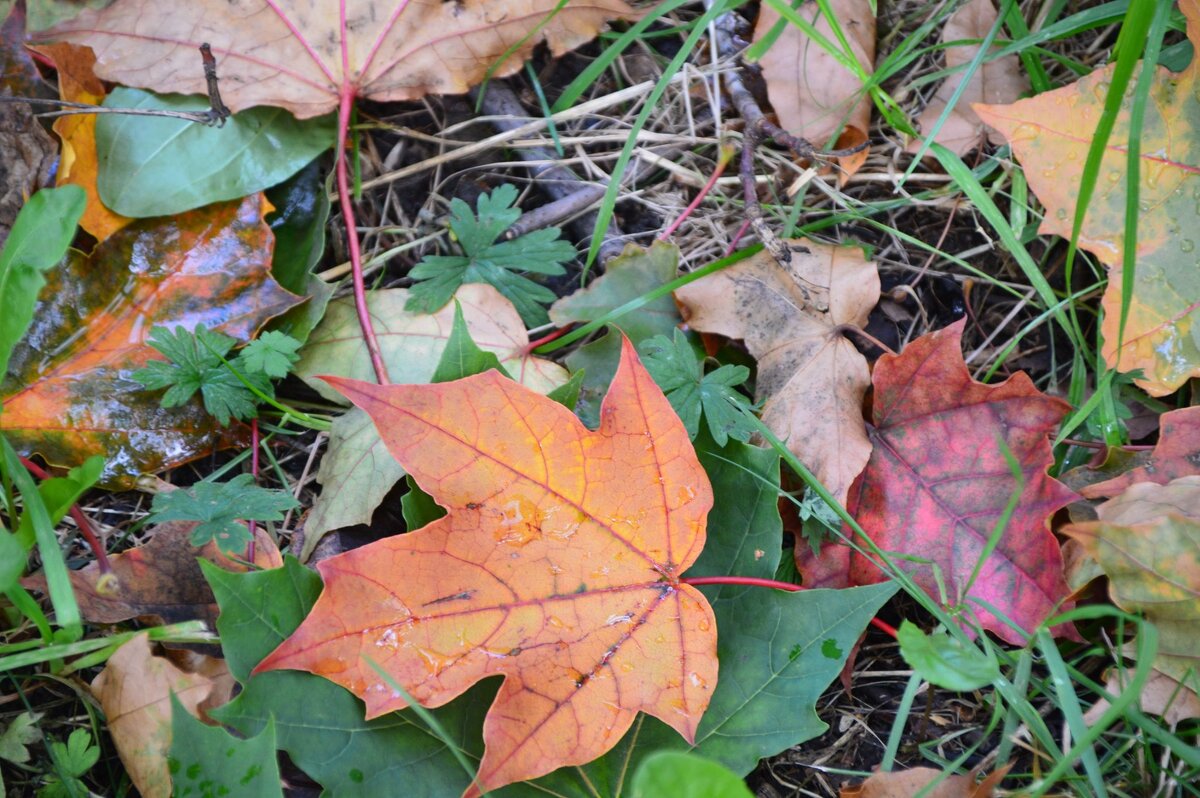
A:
[23, 521, 282, 626]
[1085, 667, 1200, 727]
[675, 239, 878, 506]
[754, 0, 874, 174]
[42, 0, 636, 119]
[908, 0, 1029, 156]
[92, 633, 235, 798]
[31, 41, 133, 242]
[842, 766, 1009, 798]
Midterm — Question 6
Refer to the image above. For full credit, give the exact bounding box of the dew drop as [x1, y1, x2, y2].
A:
[697, 617, 711, 632]
[1182, 239, 1195, 253]
[688, 672, 708, 689]
[1108, 170, 1121, 183]
[1055, 208, 1068, 220]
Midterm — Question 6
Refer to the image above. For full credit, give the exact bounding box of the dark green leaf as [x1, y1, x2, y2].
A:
[405, 185, 573, 325]
[241, 331, 301, 378]
[430, 302, 507, 383]
[265, 159, 335, 344]
[546, 369, 585, 411]
[639, 330, 756, 447]
[400, 475, 444, 532]
[169, 694, 282, 798]
[150, 474, 298, 555]
[97, 87, 335, 217]
[0, 186, 85, 377]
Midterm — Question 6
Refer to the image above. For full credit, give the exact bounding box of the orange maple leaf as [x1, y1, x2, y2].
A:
[256, 337, 716, 795]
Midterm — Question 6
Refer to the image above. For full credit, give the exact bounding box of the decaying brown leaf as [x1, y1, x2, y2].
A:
[754, 0, 875, 173]
[1085, 667, 1200, 727]
[841, 766, 1010, 798]
[24, 521, 281, 626]
[908, 0, 1029, 156]
[674, 239, 878, 506]
[42, 0, 637, 118]
[91, 633, 235, 798]
[0, 4, 57, 248]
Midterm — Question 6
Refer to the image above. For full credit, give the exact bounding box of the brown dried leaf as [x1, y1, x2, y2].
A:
[674, 239, 878, 506]
[91, 633, 236, 798]
[0, 4, 57, 249]
[41, 0, 636, 118]
[842, 766, 1010, 798]
[1085, 667, 1200, 727]
[908, 0, 1029, 156]
[22, 521, 281, 625]
[754, 0, 874, 174]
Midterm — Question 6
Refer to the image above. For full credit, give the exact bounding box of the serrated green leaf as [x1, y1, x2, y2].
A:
[150, 474, 298, 555]
[169, 694, 282, 798]
[630, 751, 753, 798]
[242, 331, 302, 378]
[133, 324, 270, 425]
[639, 331, 756, 447]
[49, 729, 98, 778]
[0, 711, 43, 765]
[0, 185, 85, 378]
[97, 87, 335, 217]
[897, 622, 1000, 692]
[406, 185, 573, 325]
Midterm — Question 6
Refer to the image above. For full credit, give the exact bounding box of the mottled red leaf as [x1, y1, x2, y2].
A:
[0, 195, 302, 486]
[844, 320, 1077, 642]
[1084, 406, 1200, 499]
[256, 337, 716, 796]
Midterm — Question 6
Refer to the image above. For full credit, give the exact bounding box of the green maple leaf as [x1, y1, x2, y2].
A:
[133, 325, 272, 426]
[241, 330, 302, 378]
[639, 330, 757, 447]
[406, 184, 576, 325]
[150, 474, 299, 554]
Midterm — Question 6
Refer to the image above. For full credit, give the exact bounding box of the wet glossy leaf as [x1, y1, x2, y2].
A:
[42, 0, 636, 118]
[295, 285, 566, 558]
[975, 1, 1200, 395]
[31, 41, 132, 241]
[169, 695, 282, 798]
[675, 239, 878, 506]
[95, 86, 335, 217]
[1084, 406, 1200, 498]
[264, 158, 334, 345]
[0, 186, 85, 377]
[844, 320, 1077, 643]
[0, 195, 303, 487]
[256, 338, 716, 795]
[630, 751, 752, 798]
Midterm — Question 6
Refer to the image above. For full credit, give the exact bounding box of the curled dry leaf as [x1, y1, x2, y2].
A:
[674, 238, 878, 507]
[257, 338, 716, 796]
[0, 4, 58, 248]
[30, 41, 132, 241]
[975, 0, 1200, 395]
[42, 0, 637, 118]
[1084, 406, 1200, 499]
[91, 633, 236, 798]
[0, 195, 302, 486]
[295, 284, 567, 557]
[908, 0, 1029, 156]
[844, 320, 1077, 643]
[754, 0, 874, 174]
[22, 521, 282, 626]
